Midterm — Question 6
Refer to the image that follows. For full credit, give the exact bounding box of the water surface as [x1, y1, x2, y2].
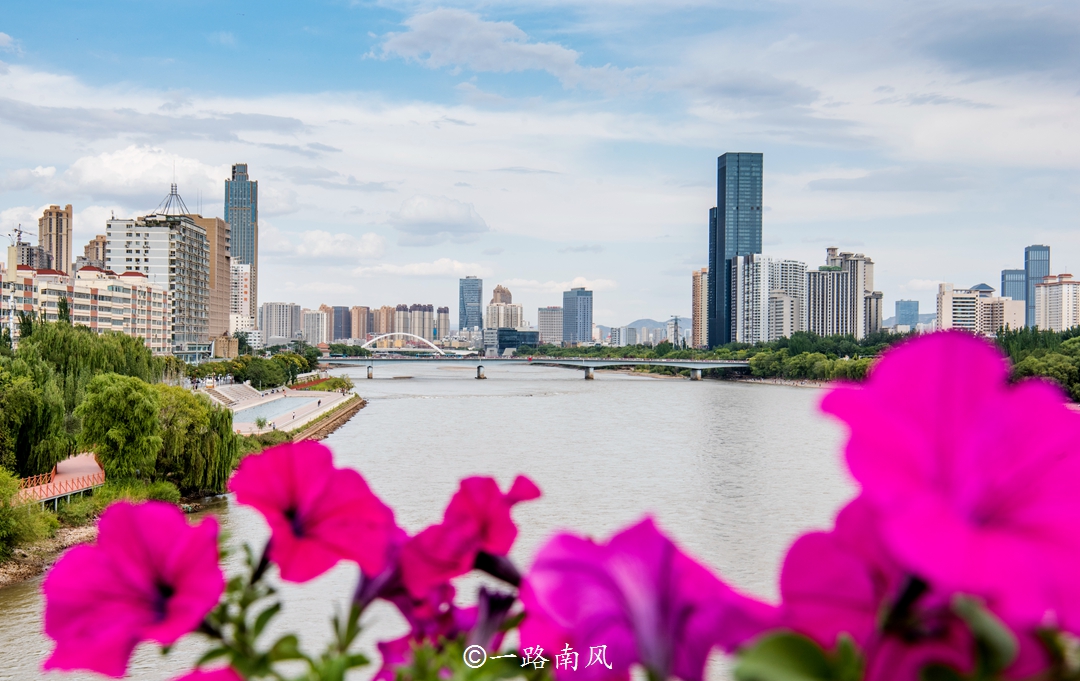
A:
[0, 363, 854, 680]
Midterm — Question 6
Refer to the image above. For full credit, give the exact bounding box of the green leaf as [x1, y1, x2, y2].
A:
[345, 653, 370, 668]
[269, 634, 303, 661]
[952, 595, 1018, 676]
[195, 647, 231, 667]
[734, 632, 835, 681]
[253, 602, 282, 639]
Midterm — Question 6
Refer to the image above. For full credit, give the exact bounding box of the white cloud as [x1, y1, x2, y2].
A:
[0, 32, 19, 54]
[294, 230, 385, 259]
[0, 165, 55, 191]
[353, 258, 491, 277]
[502, 276, 617, 293]
[387, 194, 489, 246]
[52, 145, 229, 208]
[381, 9, 638, 92]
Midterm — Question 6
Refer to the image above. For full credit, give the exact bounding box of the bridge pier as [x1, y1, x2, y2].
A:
[584, 367, 594, 380]
[477, 365, 486, 380]
[690, 369, 702, 381]
[367, 366, 373, 380]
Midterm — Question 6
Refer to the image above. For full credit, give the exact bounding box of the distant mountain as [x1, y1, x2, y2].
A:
[882, 312, 937, 327]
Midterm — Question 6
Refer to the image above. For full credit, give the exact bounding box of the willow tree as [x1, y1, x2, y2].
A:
[77, 373, 162, 481]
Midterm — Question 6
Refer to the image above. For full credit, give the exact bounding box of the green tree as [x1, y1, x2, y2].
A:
[246, 357, 287, 389]
[56, 296, 71, 324]
[77, 373, 162, 481]
[234, 331, 252, 356]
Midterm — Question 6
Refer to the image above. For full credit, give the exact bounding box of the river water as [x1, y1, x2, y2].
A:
[0, 363, 855, 680]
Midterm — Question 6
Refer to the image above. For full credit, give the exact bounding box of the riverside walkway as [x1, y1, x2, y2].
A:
[17, 454, 105, 507]
[327, 355, 750, 380]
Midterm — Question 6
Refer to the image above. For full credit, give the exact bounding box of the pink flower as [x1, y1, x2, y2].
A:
[401, 475, 539, 597]
[781, 498, 975, 681]
[821, 332, 1080, 631]
[170, 668, 244, 681]
[229, 441, 395, 582]
[42, 502, 223, 678]
[521, 517, 778, 681]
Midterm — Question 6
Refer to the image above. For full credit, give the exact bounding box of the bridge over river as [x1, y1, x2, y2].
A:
[325, 355, 750, 380]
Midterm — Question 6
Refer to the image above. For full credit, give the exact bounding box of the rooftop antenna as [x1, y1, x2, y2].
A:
[155, 183, 190, 216]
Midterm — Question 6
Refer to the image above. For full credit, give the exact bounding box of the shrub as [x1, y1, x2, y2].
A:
[0, 469, 59, 557]
[145, 481, 181, 504]
[57, 496, 99, 526]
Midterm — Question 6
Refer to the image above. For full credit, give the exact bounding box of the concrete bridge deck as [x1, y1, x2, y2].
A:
[325, 355, 749, 380]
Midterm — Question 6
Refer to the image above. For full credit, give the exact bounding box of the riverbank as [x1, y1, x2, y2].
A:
[726, 375, 827, 388]
[0, 393, 368, 591]
[0, 526, 98, 589]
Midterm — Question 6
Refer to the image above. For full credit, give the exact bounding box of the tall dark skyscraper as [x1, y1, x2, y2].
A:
[459, 276, 483, 331]
[1001, 269, 1026, 303]
[708, 152, 763, 347]
[562, 287, 593, 344]
[225, 163, 258, 319]
[331, 306, 351, 341]
[1024, 245, 1050, 327]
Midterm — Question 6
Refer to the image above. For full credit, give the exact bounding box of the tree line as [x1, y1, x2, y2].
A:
[0, 315, 238, 497]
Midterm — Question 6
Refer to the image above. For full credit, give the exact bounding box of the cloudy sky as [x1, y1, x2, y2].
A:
[2, 1, 1079, 327]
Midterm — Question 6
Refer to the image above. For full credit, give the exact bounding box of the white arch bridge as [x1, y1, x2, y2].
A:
[361, 333, 446, 354]
[324, 355, 750, 380]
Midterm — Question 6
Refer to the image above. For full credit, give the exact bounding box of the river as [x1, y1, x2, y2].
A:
[0, 362, 855, 680]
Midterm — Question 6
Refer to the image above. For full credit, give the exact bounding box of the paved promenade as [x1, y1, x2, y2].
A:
[233, 389, 352, 435]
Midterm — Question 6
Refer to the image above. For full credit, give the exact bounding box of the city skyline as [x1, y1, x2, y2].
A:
[2, 2, 1079, 325]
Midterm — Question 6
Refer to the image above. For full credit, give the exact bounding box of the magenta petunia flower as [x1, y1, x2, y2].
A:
[521, 517, 778, 681]
[229, 440, 396, 582]
[42, 501, 223, 678]
[820, 332, 1080, 631]
[781, 498, 976, 681]
[400, 475, 539, 597]
[170, 668, 244, 681]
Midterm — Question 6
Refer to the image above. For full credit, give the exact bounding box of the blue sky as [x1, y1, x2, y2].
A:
[2, 1, 1080, 326]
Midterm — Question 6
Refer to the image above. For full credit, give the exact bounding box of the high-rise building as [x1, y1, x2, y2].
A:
[375, 306, 395, 335]
[76, 234, 108, 271]
[1035, 274, 1080, 332]
[410, 304, 435, 341]
[105, 186, 211, 362]
[895, 300, 920, 328]
[562, 288, 593, 344]
[805, 247, 882, 340]
[708, 152, 763, 347]
[769, 292, 798, 341]
[485, 303, 523, 329]
[691, 268, 708, 348]
[11, 239, 51, 270]
[230, 263, 253, 317]
[730, 254, 770, 345]
[39, 204, 73, 276]
[191, 216, 230, 339]
[330, 306, 351, 341]
[225, 164, 259, 320]
[302, 309, 328, 345]
[260, 302, 302, 346]
[938, 283, 1024, 334]
[394, 304, 410, 336]
[459, 276, 483, 331]
[768, 258, 807, 336]
[491, 284, 512, 304]
[350, 306, 370, 339]
[1001, 269, 1026, 303]
[538, 306, 563, 344]
[610, 326, 638, 347]
[436, 307, 450, 340]
[1024, 245, 1051, 327]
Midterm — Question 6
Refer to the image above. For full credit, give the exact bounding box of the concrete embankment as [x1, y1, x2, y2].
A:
[291, 394, 366, 441]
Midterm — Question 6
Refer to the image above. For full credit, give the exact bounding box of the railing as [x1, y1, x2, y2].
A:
[16, 471, 106, 504]
[18, 471, 54, 490]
